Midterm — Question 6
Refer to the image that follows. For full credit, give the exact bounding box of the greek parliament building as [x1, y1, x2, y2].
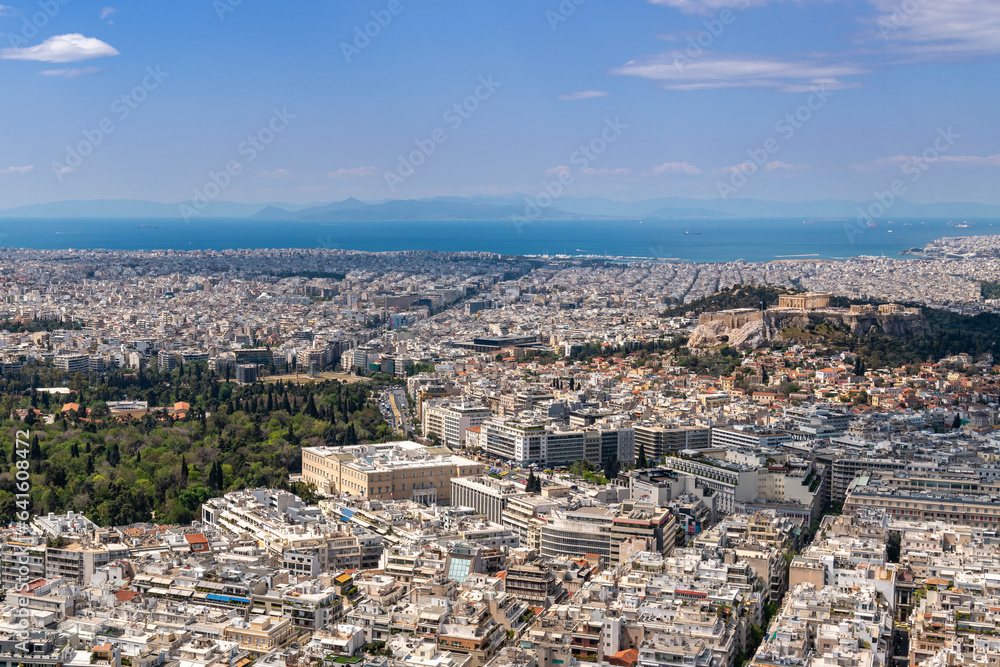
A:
[845, 469, 1000, 528]
[301, 441, 482, 505]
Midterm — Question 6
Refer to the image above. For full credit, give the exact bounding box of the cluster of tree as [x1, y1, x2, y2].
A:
[981, 282, 1000, 300]
[407, 362, 437, 376]
[565, 336, 688, 365]
[0, 362, 398, 527]
[671, 348, 742, 378]
[0, 318, 82, 334]
[661, 284, 795, 317]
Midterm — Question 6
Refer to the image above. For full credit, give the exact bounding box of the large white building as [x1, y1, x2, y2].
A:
[480, 418, 634, 466]
[423, 401, 492, 448]
[450, 475, 522, 524]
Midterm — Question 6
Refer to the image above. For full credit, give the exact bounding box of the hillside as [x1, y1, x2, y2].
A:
[675, 285, 1000, 367]
[662, 284, 797, 316]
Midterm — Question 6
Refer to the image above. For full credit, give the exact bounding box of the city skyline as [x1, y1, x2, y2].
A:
[1, 0, 999, 210]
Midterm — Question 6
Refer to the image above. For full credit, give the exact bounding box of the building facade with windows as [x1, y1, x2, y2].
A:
[301, 441, 482, 505]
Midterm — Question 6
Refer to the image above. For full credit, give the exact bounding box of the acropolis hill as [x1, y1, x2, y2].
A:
[688, 292, 928, 350]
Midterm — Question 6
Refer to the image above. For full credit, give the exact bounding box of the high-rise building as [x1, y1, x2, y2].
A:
[480, 418, 634, 466]
[423, 401, 492, 448]
[54, 353, 90, 374]
[450, 475, 522, 524]
[236, 364, 258, 384]
[634, 425, 711, 460]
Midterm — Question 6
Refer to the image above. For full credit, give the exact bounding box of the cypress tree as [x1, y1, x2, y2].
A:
[636, 442, 647, 469]
[304, 394, 318, 418]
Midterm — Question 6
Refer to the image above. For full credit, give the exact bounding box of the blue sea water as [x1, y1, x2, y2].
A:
[0, 217, 994, 263]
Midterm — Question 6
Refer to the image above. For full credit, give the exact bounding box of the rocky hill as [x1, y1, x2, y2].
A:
[688, 308, 929, 351]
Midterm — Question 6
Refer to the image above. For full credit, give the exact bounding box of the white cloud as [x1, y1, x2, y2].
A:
[712, 160, 808, 175]
[1, 34, 119, 63]
[100, 6, 117, 20]
[580, 167, 632, 176]
[653, 161, 702, 175]
[2, 165, 33, 174]
[329, 166, 377, 178]
[647, 0, 780, 15]
[557, 90, 609, 100]
[612, 52, 865, 92]
[545, 165, 572, 177]
[40, 67, 104, 78]
[0, 4, 17, 17]
[868, 0, 1000, 59]
[763, 160, 807, 172]
[634, 0, 1000, 97]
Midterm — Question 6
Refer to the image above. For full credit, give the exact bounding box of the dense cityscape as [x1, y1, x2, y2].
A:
[0, 234, 999, 667]
[3, 0, 998, 664]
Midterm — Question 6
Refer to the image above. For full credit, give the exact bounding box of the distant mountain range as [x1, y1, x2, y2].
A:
[2, 196, 999, 221]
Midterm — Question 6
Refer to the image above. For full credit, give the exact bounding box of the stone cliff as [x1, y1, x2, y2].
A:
[687, 308, 929, 351]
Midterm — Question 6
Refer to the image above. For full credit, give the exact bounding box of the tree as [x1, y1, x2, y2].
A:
[887, 531, 901, 563]
[636, 442, 647, 469]
[604, 456, 620, 481]
[180, 454, 188, 485]
[303, 393, 318, 418]
[107, 442, 120, 466]
[526, 470, 541, 493]
[952, 414, 962, 429]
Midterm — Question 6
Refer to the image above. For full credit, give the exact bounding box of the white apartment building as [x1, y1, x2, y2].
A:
[423, 401, 492, 448]
[480, 418, 634, 466]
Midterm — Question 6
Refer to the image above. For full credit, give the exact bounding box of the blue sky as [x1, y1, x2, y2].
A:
[1, 0, 998, 208]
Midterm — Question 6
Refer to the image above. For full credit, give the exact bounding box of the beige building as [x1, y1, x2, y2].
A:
[845, 471, 1000, 529]
[302, 441, 482, 504]
[224, 615, 293, 656]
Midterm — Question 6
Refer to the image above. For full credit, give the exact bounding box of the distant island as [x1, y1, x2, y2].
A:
[2, 196, 1000, 221]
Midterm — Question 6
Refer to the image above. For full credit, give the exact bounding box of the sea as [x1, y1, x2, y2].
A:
[0, 217, 994, 263]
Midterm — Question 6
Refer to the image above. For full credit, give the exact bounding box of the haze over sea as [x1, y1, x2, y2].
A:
[0, 218, 994, 263]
